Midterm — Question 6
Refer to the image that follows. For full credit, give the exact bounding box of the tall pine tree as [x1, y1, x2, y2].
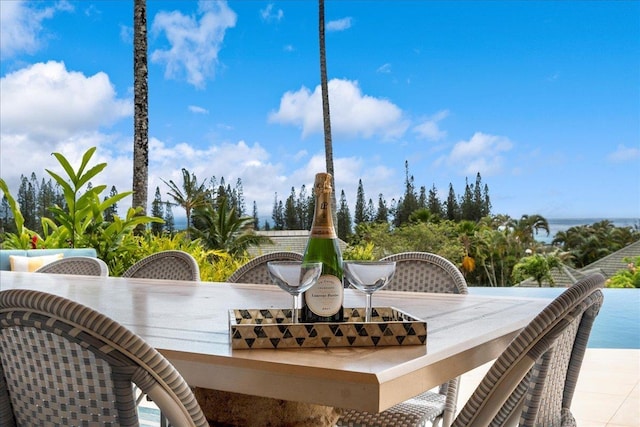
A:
[375, 194, 389, 223]
[103, 186, 119, 222]
[150, 187, 164, 235]
[336, 190, 352, 241]
[427, 184, 443, 218]
[446, 183, 460, 221]
[354, 179, 367, 225]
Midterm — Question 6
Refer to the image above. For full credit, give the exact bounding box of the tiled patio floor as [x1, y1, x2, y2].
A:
[457, 348, 640, 427]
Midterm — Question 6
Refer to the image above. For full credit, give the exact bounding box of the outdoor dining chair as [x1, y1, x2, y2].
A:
[123, 250, 200, 281]
[122, 249, 200, 421]
[228, 251, 303, 284]
[338, 251, 468, 427]
[0, 288, 209, 427]
[451, 273, 605, 427]
[35, 256, 109, 276]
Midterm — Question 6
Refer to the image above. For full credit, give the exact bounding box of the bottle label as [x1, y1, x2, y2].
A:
[310, 198, 337, 239]
[305, 274, 343, 316]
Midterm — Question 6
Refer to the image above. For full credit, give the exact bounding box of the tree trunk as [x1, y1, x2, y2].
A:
[133, 0, 149, 231]
[318, 0, 337, 226]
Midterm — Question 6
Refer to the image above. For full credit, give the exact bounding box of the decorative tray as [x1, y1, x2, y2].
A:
[229, 307, 427, 349]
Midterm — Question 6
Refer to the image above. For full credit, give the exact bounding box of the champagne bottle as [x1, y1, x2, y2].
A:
[302, 173, 344, 322]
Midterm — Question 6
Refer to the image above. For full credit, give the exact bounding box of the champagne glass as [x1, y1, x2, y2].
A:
[343, 261, 396, 322]
[267, 261, 322, 323]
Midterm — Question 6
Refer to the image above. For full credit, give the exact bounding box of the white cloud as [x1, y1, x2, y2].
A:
[275, 153, 399, 215]
[0, 60, 132, 202]
[0, 66, 399, 222]
[120, 24, 133, 44]
[260, 4, 284, 22]
[0, 0, 72, 59]
[377, 63, 392, 74]
[0, 130, 133, 210]
[0, 61, 131, 141]
[151, 0, 237, 88]
[326, 17, 352, 32]
[413, 110, 449, 141]
[188, 105, 209, 114]
[147, 138, 291, 217]
[268, 78, 409, 140]
[607, 144, 640, 163]
[445, 132, 513, 176]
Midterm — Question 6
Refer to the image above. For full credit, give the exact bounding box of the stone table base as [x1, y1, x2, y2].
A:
[194, 388, 342, 427]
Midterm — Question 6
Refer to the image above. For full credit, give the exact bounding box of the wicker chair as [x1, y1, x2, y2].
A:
[228, 251, 303, 284]
[338, 252, 468, 427]
[451, 273, 604, 426]
[0, 289, 208, 427]
[379, 251, 468, 294]
[35, 256, 109, 276]
[123, 250, 200, 281]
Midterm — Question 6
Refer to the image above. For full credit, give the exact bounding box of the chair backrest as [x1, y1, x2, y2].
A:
[380, 252, 468, 294]
[451, 273, 605, 427]
[0, 289, 208, 427]
[123, 250, 200, 281]
[228, 251, 303, 284]
[35, 256, 109, 276]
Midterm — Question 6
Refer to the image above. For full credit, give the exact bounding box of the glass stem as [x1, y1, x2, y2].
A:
[292, 294, 300, 323]
[365, 293, 373, 322]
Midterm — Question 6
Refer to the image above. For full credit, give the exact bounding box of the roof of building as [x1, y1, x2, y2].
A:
[517, 239, 640, 287]
[247, 230, 348, 257]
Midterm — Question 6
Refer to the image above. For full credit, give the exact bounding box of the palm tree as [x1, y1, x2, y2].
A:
[162, 168, 209, 237]
[191, 198, 271, 256]
[513, 214, 550, 247]
[132, 0, 149, 226]
[318, 0, 337, 224]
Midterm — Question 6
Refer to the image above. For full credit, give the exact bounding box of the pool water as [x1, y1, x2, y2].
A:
[469, 287, 640, 349]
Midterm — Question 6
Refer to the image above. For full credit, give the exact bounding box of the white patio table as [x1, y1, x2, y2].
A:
[0, 270, 550, 416]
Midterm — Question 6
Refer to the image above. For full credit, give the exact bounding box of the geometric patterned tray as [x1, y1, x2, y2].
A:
[229, 307, 427, 349]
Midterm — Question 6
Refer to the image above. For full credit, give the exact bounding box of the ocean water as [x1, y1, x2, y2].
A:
[470, 287, 640, 349]
[535, 218, 639, 244]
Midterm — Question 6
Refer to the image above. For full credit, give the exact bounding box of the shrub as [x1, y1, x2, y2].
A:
[606, 256, 640, 288]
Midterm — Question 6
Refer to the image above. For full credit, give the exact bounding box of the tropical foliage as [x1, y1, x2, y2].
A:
[191, 197, 271, 256]
[162, 168, 210, 235]
[0, 148, 162, 271]
[552, 220, 638, 267]
[343, 242, 376, 261]
[123, 232, 245, 282]
[511, 252, 563, 287]
[1, 148, 161, 265]
[2, 147, 638, 286]
[606, 256, 640, 288]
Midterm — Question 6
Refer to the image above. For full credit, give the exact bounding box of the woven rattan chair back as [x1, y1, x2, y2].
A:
[451, 273, 605, 427]
[338, 252, 468, 427]
[228, 251, 303, 284]
[0, 289, 208, 427]
[35, 256, 109, 276]
[123, 250, 200, 281]
[379, 252, 468, 294]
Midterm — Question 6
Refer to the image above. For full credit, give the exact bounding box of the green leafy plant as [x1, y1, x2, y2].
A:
[511, 252, 563, 287]
[606, 256, 640, 288]
[191, 197, 271, 256]
[1, 147, 162, 267]
[44, 147, 131, 246]
[0, 179, 34, 249]
[122, 232, 247, 281]
[343, 242, 376, 260]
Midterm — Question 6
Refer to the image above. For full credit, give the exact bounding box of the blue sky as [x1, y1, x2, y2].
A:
[1, 0, 639, 224]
